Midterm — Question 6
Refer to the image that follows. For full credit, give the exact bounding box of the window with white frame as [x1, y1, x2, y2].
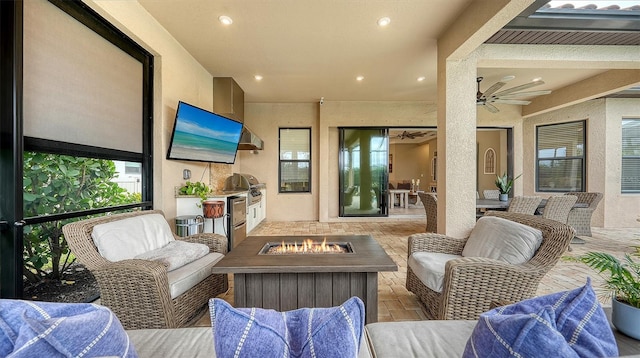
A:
[279, 128, 311, 193]
[536, 120, 585, 192]
[622, 119, 640, 193]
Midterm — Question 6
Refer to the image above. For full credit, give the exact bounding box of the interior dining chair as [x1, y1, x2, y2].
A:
[483, 190, 500, 200]
[507, 196, 542, 215]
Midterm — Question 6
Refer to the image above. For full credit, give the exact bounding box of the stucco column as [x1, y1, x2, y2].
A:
[437, 56, 478, 237]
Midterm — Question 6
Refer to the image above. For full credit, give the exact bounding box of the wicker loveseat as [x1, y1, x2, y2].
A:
[62, 210, 228, 330]
[406, 211, 575, 320]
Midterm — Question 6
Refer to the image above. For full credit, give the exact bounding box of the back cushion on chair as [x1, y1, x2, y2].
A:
[462, 216, 542, 265]
[91, 213, 175, 262]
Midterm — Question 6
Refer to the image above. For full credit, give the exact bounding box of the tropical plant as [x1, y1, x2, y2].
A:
[23, 152, 140, 283]
[495, 173, 522, 194]
[575, 247, 640, 308]
[178, 181, 212, 207]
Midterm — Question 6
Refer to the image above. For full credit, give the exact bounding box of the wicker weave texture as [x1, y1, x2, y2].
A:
[418, 192, 437, 233]
[483, 189, 500, 200]
[564, 192, 603, 236]
[62, 210, 229, 329]
[507, 196, 542, 215]
[406, 211, 575, 320]
[542, 195, 577, 224]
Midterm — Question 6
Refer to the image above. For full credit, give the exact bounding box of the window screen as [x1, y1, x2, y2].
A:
[622, 119, 640, 193]
[536, 121, 585, 192]
[23, 0, 143, 153]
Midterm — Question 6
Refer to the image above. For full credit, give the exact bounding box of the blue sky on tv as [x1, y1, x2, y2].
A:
[175, 103, 243, 142]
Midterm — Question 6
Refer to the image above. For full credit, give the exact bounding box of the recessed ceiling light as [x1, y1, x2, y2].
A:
[218, 15, 233, 25]
[356, 76, 364, 81]
[532, 77, 543, 82]
[501, 75, 516, 82]
[417, 76, 426, 82]
[377, 17, 391, 27]
[254, 75, 263, 81]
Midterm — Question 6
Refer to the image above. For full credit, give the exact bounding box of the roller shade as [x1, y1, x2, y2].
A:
[622, 119, 640, 192]
[23, 0, 143, 153]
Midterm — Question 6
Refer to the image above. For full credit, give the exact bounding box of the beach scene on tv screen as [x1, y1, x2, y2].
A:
[169, 104, 242, 163]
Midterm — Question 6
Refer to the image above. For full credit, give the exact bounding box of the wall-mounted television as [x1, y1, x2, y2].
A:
[166, 101, 243, 164]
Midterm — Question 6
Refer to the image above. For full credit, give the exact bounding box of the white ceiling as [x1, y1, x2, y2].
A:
[137, 0, 611, 104]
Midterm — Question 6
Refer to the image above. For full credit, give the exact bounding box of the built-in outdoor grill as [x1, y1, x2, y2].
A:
[223, 173, 264, 205]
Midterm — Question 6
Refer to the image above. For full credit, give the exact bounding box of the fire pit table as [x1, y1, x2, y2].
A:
[211, 235, 397, 324]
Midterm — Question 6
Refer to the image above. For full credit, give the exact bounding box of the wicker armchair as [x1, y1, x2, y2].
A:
[507, 196, 542, 215]
[418, 192, 437, 233]
[564, 192, 603, 236]
[406, 211, 575, 320]
[541, 195, 577, 224]
[62, 210, 229, 330]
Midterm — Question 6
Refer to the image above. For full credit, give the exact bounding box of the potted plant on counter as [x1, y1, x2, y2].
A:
[178, 181, 225, 219]
[495, 173, 522, 201]
[178, 181, 211, 206]
[576, 247, 640, 340]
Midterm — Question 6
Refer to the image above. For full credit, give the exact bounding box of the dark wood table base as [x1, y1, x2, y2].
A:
[212, 235, 397, 324]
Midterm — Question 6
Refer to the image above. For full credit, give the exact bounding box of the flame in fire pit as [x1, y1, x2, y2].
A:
[261, 238, 353, 255]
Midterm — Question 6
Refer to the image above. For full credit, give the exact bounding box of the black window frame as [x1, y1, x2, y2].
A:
[535, 120, 586, 193]
[0, 0, 153, 298]
[278, 128, 311, 194]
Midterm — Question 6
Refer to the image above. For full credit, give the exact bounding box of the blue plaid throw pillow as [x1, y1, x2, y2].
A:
[210, 296, 365, 358]
[0, 299, 137, 357]
[463, 278, 618, 358]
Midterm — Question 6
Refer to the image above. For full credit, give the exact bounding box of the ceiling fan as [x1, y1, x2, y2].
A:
[396, 131, 427, 140]
[476, 76, 552, 113]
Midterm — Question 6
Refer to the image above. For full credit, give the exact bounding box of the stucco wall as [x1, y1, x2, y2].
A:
[604, 99, 640, 228]
[237, 103, 319, 221]
[524, 98, 640, 228]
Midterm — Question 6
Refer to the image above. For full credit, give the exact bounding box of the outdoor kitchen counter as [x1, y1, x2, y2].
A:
[211, 235, 397, 324]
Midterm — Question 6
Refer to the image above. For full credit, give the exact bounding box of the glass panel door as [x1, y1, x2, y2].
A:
[339, 128, 388, 217]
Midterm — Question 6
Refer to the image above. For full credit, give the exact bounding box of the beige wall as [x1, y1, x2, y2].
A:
[237, 103, 319, 221]
[477, 130, 503, 196]
[524, 98, 640, 228]
[389, 143, 430, 186]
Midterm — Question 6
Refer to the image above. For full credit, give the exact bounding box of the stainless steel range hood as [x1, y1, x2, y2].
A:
[213, 77, 263, 151]
[237, 126, 263, 151]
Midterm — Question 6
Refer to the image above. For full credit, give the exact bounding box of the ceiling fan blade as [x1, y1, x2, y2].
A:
[481, 82, 506, 98]
[492, 99, 532, 105]
[497, 90, 552, 98]
[483, 103, 500, 113]
[486, 103, 500, 112]
[493, 80, 545, 97]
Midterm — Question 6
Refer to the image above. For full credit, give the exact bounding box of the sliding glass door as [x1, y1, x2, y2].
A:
[339, 128, 388, 217]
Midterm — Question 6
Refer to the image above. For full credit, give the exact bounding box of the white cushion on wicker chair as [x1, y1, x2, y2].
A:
[91, 214, 175, 262]
[462, 216, 542, 265]
[167, 252, 224, 299]
[135, 240, 210, 272]
[408, 252, 462, 293]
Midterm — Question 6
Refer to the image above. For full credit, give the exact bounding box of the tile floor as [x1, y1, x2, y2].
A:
[196, 219, 639, 326]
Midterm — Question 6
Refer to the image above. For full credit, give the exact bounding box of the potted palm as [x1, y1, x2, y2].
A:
[494, 173, 522, 201]
[576, 247, 640, 340]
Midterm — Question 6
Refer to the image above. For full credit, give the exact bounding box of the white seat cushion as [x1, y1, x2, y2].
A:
[167, 252, 224, 299]
[408, 252, 462, 293]
[462, 216, 543, 265]
[135, 240, 210, 272]
[91, 214, 174, 262]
